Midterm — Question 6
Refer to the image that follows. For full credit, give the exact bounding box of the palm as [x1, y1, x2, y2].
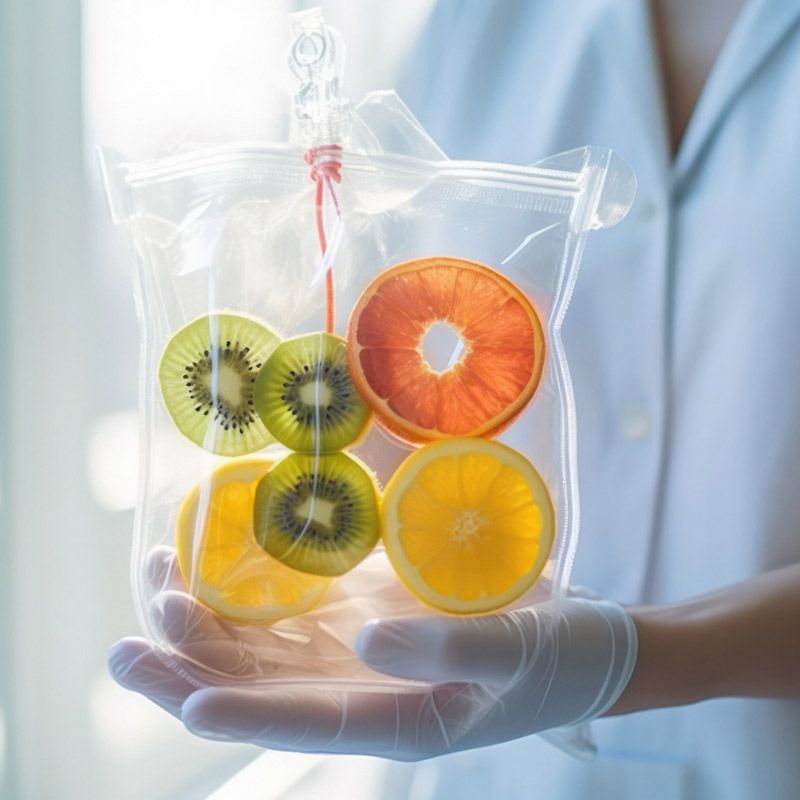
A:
[140, 545, 439, 683]
[110, 546, 633, 760]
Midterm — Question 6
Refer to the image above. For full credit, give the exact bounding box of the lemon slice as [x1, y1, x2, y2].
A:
[176, 459, 331, 623]
[381, 438, 555, 614]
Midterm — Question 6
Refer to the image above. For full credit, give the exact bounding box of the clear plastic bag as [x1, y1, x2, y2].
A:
[101, 8, 635, 749]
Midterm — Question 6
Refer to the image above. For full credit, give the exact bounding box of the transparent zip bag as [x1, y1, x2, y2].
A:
[101, 9, 635, 755]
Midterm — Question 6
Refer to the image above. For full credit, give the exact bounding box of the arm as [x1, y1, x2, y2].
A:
[108, 550, 800, 761]
[611, 562, 800, 714]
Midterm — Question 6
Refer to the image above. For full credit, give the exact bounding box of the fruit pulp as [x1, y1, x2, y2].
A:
[381, 438, 554, 614]
[347, 257, 545, 443]
[175, 459, 331, 622]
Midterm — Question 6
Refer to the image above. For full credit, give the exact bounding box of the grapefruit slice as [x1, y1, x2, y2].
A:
[381, 438, 555, 614]
[347, 257, 545, 443]
[176, 459, 331, 623]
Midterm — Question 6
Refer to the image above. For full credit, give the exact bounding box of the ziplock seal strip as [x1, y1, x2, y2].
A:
[105, 144, 597, 226]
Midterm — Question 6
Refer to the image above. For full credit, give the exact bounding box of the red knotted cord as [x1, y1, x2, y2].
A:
[305, 144, 343, 335]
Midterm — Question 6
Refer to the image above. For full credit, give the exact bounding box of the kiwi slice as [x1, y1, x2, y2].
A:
[159, 313, 280, 456]
[254, 451, 380, 576]
[254, 332, 370, 453]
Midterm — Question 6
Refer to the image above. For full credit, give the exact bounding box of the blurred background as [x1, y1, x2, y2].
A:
[0, 1, 433, 797]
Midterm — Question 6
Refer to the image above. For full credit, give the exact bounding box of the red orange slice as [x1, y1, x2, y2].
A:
[347, 257, 545, 443]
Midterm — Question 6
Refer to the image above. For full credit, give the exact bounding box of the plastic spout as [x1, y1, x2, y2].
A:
[288, 7, 350, 149]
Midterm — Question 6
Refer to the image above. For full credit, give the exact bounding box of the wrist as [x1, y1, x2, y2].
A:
[605, 601, 712, 715]
[571, 599, 640, 723]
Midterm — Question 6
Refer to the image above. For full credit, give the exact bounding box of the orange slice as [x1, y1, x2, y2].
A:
[347, 257, 545, 443]
[176, 459, 331, 623]
[381, 438, 554, 614]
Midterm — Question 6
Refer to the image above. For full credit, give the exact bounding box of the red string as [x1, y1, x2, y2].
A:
[305, 145, 342, 335]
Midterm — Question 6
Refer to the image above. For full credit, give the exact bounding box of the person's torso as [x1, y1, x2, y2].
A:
[399, 0, 800, 604]
[386, 1, 800, 797]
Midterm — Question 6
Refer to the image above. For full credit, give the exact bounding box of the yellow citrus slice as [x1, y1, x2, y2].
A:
[176, 459, 331, 623]
[381, 438, 554, 614]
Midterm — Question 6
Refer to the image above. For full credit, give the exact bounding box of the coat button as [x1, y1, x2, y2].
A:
[637, 200, 658, 221]
[621, 405, 651, 439]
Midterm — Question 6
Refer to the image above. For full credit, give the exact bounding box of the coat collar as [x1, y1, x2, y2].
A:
[671, 0, 800, 184]
[597, 0, 800, 190]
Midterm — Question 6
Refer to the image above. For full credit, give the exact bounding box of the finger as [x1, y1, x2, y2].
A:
[355, 612, 539, 686]
[107, 637, 203, 718]
[566, 584, 601, 601]
[148, 590, 229, 647]
[181, 683, 481, 760]
[148, 592, 316, 678]
[145, 546, 182, 592]
[148, 592, 265, 676]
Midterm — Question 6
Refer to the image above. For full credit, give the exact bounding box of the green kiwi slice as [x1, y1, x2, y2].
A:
[254, 451, 380, 576]
[254, 332, 370, 453]
[159, 313, 280, 456]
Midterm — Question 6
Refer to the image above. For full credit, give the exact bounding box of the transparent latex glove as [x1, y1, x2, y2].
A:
[109, 547, 637, 761]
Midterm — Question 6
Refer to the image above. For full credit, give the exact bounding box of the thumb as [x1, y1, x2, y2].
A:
[355, 612, 538, 686]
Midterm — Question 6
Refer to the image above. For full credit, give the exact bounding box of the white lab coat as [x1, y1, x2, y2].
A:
[373, 1, 800, 797]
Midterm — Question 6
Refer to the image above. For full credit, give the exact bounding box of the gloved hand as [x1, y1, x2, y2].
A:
[109, 547, 638, 761]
